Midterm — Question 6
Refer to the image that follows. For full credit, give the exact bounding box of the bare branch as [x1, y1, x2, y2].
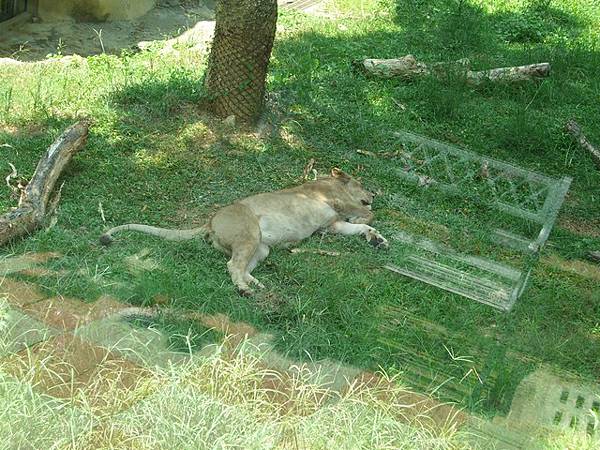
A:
[565, 120, 600, 171]
[0, 122, 89, 246]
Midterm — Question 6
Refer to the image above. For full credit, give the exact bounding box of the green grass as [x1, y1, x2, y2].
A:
[0, 0, 599, 427]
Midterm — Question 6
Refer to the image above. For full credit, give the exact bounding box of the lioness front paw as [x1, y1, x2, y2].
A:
[247, 275, 265, 289]
[366, 229, 389, 249]
[238, 287, 255, 297]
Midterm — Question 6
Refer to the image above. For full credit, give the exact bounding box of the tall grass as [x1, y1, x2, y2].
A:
[0, 298, 470, 449]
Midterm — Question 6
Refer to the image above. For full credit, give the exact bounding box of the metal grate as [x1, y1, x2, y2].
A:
[505, 369, 600, 439]
[554, 388, 599, 436]
[384, 130, 571, 311]
[0, 0, 27, 22]
[392, 130, 569, 223]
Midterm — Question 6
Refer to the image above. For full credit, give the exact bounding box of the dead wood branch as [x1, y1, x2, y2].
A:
[565, 120, 600, 170]
[289, 248, 341, 257]
[356, 149, 401, 158]
[301, 158, 316, 180]
[466, 63, 550, 85]
[588, 251, 600, 263]
[5, 162, 19, 196]
[356, 149, 376, 157]
[0, 121, 89, 246]
[355, 55, 550, 85]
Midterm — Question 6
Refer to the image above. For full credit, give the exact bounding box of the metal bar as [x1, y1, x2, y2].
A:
[384, 264, 512, 311]
[393, 130, 556, 185]
[531, 177, 572, 251]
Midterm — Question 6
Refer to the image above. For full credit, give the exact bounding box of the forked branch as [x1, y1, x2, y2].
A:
[0, 121, 89, 246]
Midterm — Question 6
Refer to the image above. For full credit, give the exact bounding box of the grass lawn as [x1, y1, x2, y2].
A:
[1, 0, 599, 425]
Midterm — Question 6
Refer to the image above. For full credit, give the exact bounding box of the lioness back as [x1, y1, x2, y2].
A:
[238, 192, 337, 246]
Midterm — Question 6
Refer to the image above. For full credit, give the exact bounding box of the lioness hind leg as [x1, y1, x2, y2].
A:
[227, 247, 258, 296]
[211, 204, 262, 296]
[227, 252, 254, 297]
[244, 244, 270, 289]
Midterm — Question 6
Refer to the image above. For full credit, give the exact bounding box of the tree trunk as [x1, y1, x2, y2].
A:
[204, 0, 278, 125]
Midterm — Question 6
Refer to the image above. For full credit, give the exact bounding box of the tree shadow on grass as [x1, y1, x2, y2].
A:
[394, 0, 586, 54]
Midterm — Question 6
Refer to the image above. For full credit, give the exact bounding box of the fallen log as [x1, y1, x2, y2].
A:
[466, 63, 550, 85]
[565, 120, 600, 171]
[354, 55, 551, 85]
[0, 121, 89, 246]
[355, 55, 431, 80]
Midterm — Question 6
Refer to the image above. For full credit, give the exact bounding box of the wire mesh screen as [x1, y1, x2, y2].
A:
[0, 0, 27, 22]
[384, 130, 571, 311]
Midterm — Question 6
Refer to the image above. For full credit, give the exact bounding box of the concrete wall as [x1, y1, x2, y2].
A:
[37, 0, 156, 22]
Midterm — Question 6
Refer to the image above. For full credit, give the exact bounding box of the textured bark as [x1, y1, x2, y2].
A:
[466, 63, 551, 85]
[565, 120, 600, 171]
[0, 122, 88, 246]
[356, 55, 550, 85]
[357, 55, 431, 79]
[204, 0, 278, 124]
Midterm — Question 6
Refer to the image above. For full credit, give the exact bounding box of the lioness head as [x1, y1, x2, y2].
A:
[330, 168, 375, 209]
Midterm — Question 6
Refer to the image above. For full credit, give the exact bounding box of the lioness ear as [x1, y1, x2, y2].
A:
[331, 168, 351, 182]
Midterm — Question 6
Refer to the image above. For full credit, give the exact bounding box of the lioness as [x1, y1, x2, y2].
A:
[100, 168, 388, 296]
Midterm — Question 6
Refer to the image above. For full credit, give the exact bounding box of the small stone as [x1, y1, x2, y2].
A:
[223, 115, 236, 128]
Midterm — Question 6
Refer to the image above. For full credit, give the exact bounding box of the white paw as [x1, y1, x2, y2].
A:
[248, 276, 265, 289]
[366, 229, 389, 249]
[236, 284, 255, 297]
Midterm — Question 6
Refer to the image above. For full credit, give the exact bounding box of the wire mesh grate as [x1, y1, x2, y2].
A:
[385, 130, 571, 311]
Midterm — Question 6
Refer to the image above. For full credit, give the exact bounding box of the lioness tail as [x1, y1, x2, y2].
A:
[99, 224, 209, 245]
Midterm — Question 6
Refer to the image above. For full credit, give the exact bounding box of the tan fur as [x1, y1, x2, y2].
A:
[100, 169, 388, 295]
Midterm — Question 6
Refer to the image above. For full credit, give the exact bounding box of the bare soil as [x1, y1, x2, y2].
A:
[0, 2, 214, 61]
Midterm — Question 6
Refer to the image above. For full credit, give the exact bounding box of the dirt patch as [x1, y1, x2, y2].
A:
[38, 0, 155, 22]
[91, 295, 127, 317]
[0, 123, 46, 137]
[17, 267, 58, 277]
[3, 333, 154, 410]
[22, 296, 95, 329]
[194, 312, 259, 347]
[138, 20, 215, 56]
[543, 254, 600, 281]
[22, 294, 126, 330]
[559, 217, 600, 238]
[350, 371, 467, 431]
[0, 2, 214, 61]
[0, 278, 46, 306]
